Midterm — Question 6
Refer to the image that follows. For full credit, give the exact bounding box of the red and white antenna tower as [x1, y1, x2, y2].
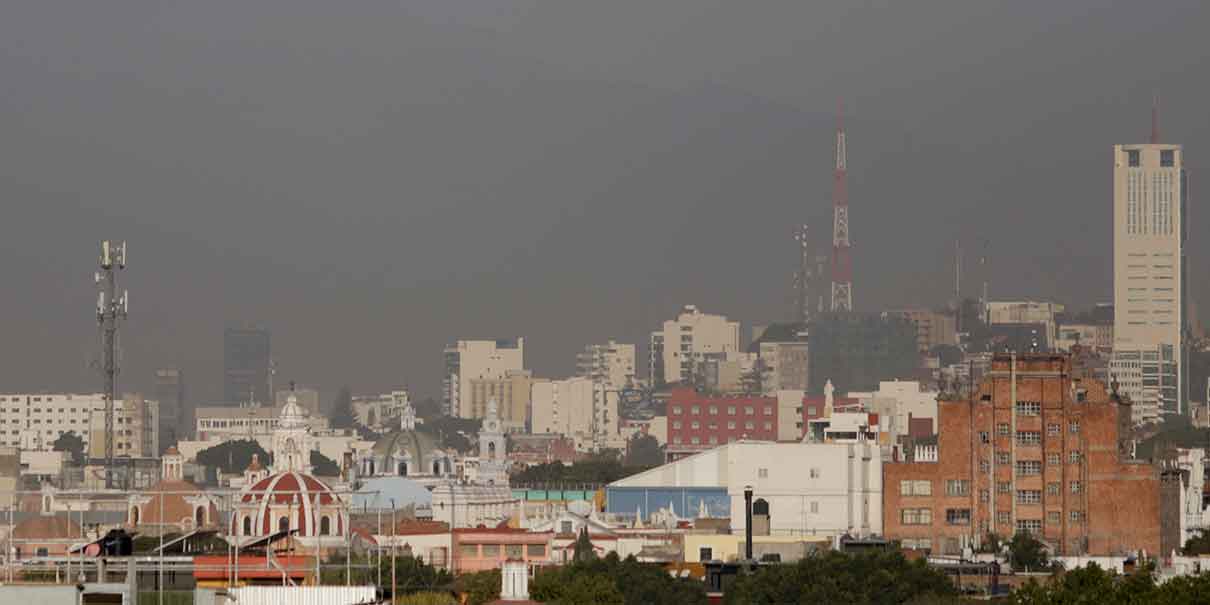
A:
[830, 100, 852, 312]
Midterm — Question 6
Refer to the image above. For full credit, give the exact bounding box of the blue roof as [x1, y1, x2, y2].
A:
[350, 477, 433, 511]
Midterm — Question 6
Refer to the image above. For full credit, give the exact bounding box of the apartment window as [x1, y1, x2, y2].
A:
[1016, 460, 1042, 476]
[690, 437, 700, 445]
[1068, 451, 1081, 464]
[672, 406, 683, 415]
[672, 436, 682, 444]
[481, 544, 500, 557]
[980, 489, 990, 503]
[996, 452, 1010, 465]
[700, 547, 713, 561]
[1047, 453, 1061, 466]
[527, 544, 545, 557]
[809, 468, 820, 479]
[691, 406, 700, 415]
[979, 460, 989, 473]
[901, 508, 932, 525]
[763, 421, 772, 431]
[672, 421, 682, 429]
[1047, 511, 1061, 524]
[708, 406, 718, 415]
[900, 480, 932, 496]
[727, 406, 736, 415]
[764, 406, 773, 415]
[1016, 402, 1040, 416]
[758, 468, 768, 478]
[810, 501, 819, 514]
[727, 421, 736, 429]
[945, 509, 971, 526]
[691, 421, 700, 429]
[1016, 431, 1041, 446]
[708, 436, 718, 445]
[744, 421, 755, 430]
[1047, 482, 1060, 496]
[997, 423, 1009, 436]
[745, 407, 755, 416]
[1127, 149, 1141, 167]
[1047, 423, 1060, 437]
[1161, 149, 1175, 167]
[1016, 490, 1042, 505]
[807, 406, 817, 416]
[1070, 511, 1084, 524]
[707, 422, 718, 430]
[979, 431, 989, 444]
[945, 480, 970, 496]
[997, 481, 1011, 494]
[1015, 519, 1043, 535]
[1070, 481, 1083, 494]
[1069, 421, 1080, 434]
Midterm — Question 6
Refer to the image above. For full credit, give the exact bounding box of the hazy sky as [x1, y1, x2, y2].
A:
[3, 1, 1207, 404]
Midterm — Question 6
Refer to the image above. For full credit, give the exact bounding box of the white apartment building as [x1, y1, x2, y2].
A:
[577, 340, 637, 390]
[847, 380, 940, 439]
[443, 339, 525, 419]
[0, 393, 158, 458]
[531, 377, 620, 452]
[649, 305, 741, 387]
[1112, 143, 1186, 420]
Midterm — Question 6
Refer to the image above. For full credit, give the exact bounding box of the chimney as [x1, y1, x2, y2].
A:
[744, 485, 754, 561]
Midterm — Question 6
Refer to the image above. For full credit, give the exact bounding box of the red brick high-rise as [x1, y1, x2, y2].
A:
[884, 353, 1162, 556]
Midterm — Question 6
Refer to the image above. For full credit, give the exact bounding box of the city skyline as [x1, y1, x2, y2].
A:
[1, 2, 1207, 403]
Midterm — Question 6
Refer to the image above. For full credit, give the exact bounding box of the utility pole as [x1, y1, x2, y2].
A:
[95, 240, 128, 489]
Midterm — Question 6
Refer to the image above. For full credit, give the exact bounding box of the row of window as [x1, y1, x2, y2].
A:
[671, 405, 773, 416]
[671, 420, 771, 431]
[459, 543, 546, 558]
[907, 508, 1085, 530]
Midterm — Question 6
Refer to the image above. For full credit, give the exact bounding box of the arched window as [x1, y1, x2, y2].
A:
[487, 442, 497, 460]
[130, 506, 140, 525]
[320, 516, 331, 536]
[753, 498, 770, 516]
[433, 461, 441, 475]
[243, 516, 252, 535]
[398, 462, 408, 477]
[279, 516, 290, 533]
[196, 506, 206, 527]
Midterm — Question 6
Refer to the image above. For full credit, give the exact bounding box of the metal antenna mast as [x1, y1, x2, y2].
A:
[830, 100, 853, 312]
[793, 224, 812, 324]
[95, 240, 128, 489]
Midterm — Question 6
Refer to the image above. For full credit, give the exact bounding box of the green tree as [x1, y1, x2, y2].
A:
[455, 569, 500, 605]
[1007, 532, 1048, 571]
[195, 439, 271, 474]
[572, 527, 596, 563]
[310, 450, 341, 476]
[623, 434, 663, 468]
[724, 550, 954, 605]
[331, 386, 355, 429]
[1182, 528, 1210, 555]
[556, 572, 624, 605]
[414, 397, 443, 422]
[417, 416, 480, 453]
[532, 553, 706, 605]
[52, 431, 86, 464]
[320, 553, 452, 593]
[395, 592, 456, 605]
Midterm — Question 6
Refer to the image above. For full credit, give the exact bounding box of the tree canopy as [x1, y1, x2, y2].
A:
[1009, 562, 1210, 604]
[511, 452, 653, 486]
[723, 550, 954, 605]
[454, 568, 500, 605]
[1007, 532, 1049, 571]
[1183, 529, 1210, 556]
[530, 552, 706, 605]
[195, 439, 271, 474]
[51, 431, 85, 464]
[623, 434, 664, 468]
[320, 552, 451, 595]
[310, 450, 341, 476]
[416, 416, 479, 453]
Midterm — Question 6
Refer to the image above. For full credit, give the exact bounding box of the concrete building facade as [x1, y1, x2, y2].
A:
[649, 305, 740, 387]
[530, 377, 619, 452]
[443, 339, 525, 419]
[889, 309, 958, 353]
[665, 388, 778, 460]
[577, 340, 637, 390]
[1112, 143, 1187, 419]
[0, 393, 159, 458]
[468, 371, 534, 433]
[883, 354, 1162, 557]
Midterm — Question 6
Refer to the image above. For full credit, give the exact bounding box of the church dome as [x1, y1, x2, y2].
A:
[235, 471, 343, 537]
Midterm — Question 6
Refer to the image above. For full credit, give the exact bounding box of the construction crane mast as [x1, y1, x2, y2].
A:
[830, 101, 852, 312]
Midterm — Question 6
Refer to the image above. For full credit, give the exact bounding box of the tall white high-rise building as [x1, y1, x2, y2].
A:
[576, 340, 636, 390]
[649, 305, 741, 387]
[1111, 142, 1187, 422]
[443, 339, 525, 419]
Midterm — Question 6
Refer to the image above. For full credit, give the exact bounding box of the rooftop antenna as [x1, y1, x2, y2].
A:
[1150, 95, 1160, 144]
[830, 98, 853, 312]
[95, 240, 128, 489]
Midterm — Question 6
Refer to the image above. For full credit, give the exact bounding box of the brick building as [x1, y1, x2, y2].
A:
[665, 388, 778, 460]
[884, 354, 1163, 557]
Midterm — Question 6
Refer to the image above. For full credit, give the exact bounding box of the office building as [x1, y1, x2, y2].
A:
[223, 325, 271, 405]
[154, 368, 186, 448]
[883, 354, 1163, 556]
[443, 339, 525, 419]
[531, 376, 620, 452]
[1112, 142, 1187, 418]
[664, 388, 779, 460]
[649, 305, 740, 388]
